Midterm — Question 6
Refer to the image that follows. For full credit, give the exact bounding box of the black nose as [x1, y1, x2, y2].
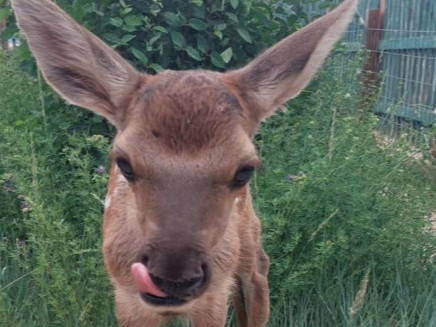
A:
[149, 263, 208, 298]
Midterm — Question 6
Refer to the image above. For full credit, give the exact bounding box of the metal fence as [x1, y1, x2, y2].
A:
[305, 0, 436, 126]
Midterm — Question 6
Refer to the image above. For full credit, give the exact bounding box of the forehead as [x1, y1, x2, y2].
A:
[123, 70, 246, 154]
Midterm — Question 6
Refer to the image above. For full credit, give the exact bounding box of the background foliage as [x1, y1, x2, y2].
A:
[254, 61, 436, 325]
[1, 0, 328, 71]
[1, 0, 436, 326]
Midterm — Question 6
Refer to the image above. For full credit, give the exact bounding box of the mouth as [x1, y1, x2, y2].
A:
[131, 262, 190, 307]
[140, 292, 187, 306]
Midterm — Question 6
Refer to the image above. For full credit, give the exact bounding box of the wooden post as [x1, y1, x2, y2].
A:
[362, 0, 385, 103]
[0, 19, 7, 50]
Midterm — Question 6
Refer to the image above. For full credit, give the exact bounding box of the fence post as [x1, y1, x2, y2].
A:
[362, 0, 385, 103]
[0, 19, 7, 50]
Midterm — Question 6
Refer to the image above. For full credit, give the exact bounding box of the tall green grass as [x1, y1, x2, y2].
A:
[0, 52, 117, 326]
[1, 51, 435, 327]
[254, 59, 436, 326]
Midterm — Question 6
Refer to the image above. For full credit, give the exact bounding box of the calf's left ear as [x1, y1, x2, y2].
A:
[226, 0, 358, 122]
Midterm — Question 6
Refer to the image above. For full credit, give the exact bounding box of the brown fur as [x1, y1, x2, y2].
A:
[11, 0, 358, 326]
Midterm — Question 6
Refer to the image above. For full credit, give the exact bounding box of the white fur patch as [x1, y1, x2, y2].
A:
[104, 195, 111, 211]
[117, 173, 128, 184]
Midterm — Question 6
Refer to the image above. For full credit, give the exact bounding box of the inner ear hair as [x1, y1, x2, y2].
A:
[11, 0, 143, 127]
[227, 0, 358, 122]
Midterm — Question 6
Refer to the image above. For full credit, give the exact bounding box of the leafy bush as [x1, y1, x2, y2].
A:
[4, 0, 305, 72]
[99, 0, 270, 71]
[3, 0, 339, 72]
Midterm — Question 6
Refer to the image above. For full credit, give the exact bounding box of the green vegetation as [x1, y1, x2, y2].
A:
[1, 49, 435, 326]
[0, 51, 115, 326]
[255, 61, 436, 326]
[2, 0, 311, 72]
[1, 0, 436, 326]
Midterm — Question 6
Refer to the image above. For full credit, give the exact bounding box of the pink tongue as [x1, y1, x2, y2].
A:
[131, 263, 168, 298]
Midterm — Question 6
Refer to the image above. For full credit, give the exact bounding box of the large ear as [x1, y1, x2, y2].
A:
[226, 0, 358, 122]
[11, 0, 143, 127]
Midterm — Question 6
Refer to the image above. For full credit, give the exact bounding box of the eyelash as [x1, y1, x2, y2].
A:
[115, 158, 256, 187]
[116, 158, 135, 181]
[232, 165, 255, 188]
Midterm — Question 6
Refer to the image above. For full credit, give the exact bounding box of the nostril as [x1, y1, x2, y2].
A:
[148, 265, 207, 295]
[149, 272, 164, 288]
[140, 255, 149, 266]
[200, 263, 208, 281]
[183, 276, 202, 290]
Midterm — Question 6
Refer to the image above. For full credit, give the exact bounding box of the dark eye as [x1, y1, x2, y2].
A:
[232, 166, 255, 188]
[116, 158, 135, 181]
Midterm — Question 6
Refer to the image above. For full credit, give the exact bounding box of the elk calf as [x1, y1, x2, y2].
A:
[11, 0, 357, 326]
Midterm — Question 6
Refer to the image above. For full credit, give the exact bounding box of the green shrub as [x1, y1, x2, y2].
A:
[4, 0, 338, 72]
[5, 0, 304, 73]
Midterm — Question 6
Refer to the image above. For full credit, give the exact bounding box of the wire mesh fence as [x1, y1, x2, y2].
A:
[305, 0, 436, 129]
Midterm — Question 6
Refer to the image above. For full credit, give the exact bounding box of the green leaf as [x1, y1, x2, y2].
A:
[131, 48, 148, 66]
[186, 46, 202, 61]
[109, 17, 123, 27]
[120, 7, 133, 16]
[210, 51, 226, 69]
[152, 26, 168, 33]
[189, 18, 208, 31]
[215, 23, 227, 31]
[104, 33, 121, 45]
[220, 47, 233, 64]
[92, 5, 105, 17]
[193, 6, 206, 19]
[221, 37, 230, 47]
[121, 34, 136, 44]
[236, 27, 252, 43]
[164, 12, 183, 27]
[122, 25, 137, 33]
[196, 35, 209, 54]
[149, 63, 164, 73]
[170, 30, 185, 48]
[124, 15, 143, 27]
[119, 0, 127, 8]
[225, 12, 239, 23]
[214, 30, 223, 40]
[149, 34, 162, 46]
[230, 0, 239, 9]
[190, 0, 203, 7]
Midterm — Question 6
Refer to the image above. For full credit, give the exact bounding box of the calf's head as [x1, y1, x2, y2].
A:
[12, 0, 357, 308]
